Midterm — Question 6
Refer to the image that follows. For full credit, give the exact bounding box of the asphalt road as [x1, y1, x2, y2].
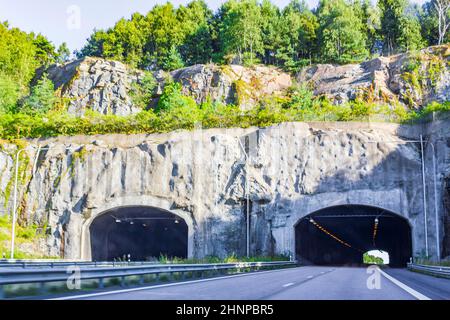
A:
[57, 266, 450, 300]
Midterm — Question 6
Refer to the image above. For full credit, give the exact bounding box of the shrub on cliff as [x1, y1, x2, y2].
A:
[20, 74, 56, 115]
[0, 74, 20, 114]
[130, 71, 157, 109]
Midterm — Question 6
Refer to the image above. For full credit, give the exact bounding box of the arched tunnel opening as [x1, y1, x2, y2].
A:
[90, 206, 188, 261]
[295, 205, 412, 267]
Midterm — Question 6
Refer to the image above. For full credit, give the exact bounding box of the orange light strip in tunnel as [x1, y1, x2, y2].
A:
[309, 218, 363, 252]
[372, 218, 379, 247]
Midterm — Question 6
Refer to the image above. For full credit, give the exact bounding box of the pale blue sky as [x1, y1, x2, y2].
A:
[0, 0, 425, 54]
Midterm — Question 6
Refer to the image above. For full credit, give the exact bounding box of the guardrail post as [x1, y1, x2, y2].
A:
[139, 275, 144, 285]
[155, 273, 159, 282]
[120, 276, 126, 287]
[39, 282, 47, 296]
[98, 278, 104, 289]
[0, 285, 4, 299]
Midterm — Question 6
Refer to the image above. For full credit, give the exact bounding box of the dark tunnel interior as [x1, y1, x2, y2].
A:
[90, 206, 188, 261]
[295, 205, 412, 267]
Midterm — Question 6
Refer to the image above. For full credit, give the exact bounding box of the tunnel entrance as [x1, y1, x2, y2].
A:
[295, 205, 412, 267]
[90, 206, 188, 261]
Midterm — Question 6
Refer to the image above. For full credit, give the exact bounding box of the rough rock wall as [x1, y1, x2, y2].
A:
[296, 45, 450, 107]
[42, 57, 144, 116]
[40, 45, 448, 116]
[171, 64, 292, 109]
[424, 116, 450, 258]
[44, 59, 292, 115]
[1, 121, 448, 260]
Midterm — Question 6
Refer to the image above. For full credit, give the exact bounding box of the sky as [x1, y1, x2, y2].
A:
[0, 0, 426, 54]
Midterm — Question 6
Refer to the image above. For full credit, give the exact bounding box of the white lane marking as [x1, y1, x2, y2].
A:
[49, 266, 304, 300]
[378, 267, 431, 300]
[307, 275, 314, 279]
[283, 282, 294, 287]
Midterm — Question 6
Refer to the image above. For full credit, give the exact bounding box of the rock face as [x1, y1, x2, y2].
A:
[40, 45, 449, 116]
[0, 120, 448, 260]
[43, 59, 292, 115]
[171, 64, 292, 109]
[42, 57, 144, 116]
[296, 45, 450, 107]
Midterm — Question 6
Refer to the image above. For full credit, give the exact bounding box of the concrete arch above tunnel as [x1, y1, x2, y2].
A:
[80, 195, 194, 261]
[294, 205, 413, 267]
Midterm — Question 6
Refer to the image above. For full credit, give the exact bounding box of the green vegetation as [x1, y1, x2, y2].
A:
[158, 253, 290, 264]
[0, 0, 448, 142]
[414, 258, 450, 267]
[129, 71, 157, 109]
[0, 84, 448, 140]
[0, 215, 52, 259]
[363, 252, 385, 265]
[74, 0, 444, 71]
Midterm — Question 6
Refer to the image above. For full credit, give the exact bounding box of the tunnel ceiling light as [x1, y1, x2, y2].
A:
[309, 218, 363, 252]
[130, 221, 134, 225]
[115, 219, 121, 223]
[373, 218, 380, 247]
[174, 219, 179, 224]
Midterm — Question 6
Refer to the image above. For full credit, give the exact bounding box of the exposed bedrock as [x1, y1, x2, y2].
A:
[0, 120, 448, 260]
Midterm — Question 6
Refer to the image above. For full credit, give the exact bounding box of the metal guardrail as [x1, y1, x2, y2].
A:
[0, 261, 297, 298]
[0, 259, 160, 269]
[407, 263, 450, 279]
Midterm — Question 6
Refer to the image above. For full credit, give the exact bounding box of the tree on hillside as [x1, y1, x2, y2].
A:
[56, 42, 71, 63]
[419, 2, 440, 45]
[379, 0, 406, 55]
[177, 0, 214, 65]
[317, 0, 369, 63]
[143, 3, 185, 69]
[379, 0, 425, 54]
[277, 0, 319, 69]
[434, 0, 450, 44]
[218, 0, 264, 65]
[21, 73, 56, 114]
[352, 0, 381, 54]
[162, 46, 185, 71]
[399, 5, 426, 51]
[260, 0, 282, 65]
[33, 34, 57, 66]
[0, 73, 20, 113]
[0, 21, 58, 97]
[76, 29, 107, 59]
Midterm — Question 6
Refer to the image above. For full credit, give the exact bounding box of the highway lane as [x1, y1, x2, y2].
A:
[384, 268, 450, 300]
[56, 266, 450, 300]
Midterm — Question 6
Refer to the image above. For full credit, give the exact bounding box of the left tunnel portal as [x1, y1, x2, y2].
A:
[90, 206, 188, 261]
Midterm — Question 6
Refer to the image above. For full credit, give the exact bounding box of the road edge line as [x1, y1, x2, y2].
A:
[378, 267, 431, 300]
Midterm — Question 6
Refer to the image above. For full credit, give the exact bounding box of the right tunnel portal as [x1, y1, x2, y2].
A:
[295, 205, 412, 267]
